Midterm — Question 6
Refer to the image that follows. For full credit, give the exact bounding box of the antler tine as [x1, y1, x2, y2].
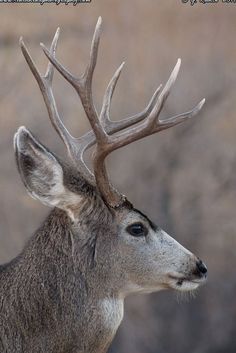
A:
[20, 31, 95, 183]
[41, 17, 107, 144]
[100, 61, 163, 132]
[99, 62, 125, 128]
[45, 28, 59, 82]
[84, 16, 102, 86]
[107, 84, 163, 132]
[20, 30, 70, 144]
[158, 98, 205, 128]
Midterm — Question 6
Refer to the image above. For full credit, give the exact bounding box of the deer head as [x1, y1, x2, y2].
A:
[15, 17, 207, 300]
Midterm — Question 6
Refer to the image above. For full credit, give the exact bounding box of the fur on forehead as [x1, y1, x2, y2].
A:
[115, 200, 158, 231]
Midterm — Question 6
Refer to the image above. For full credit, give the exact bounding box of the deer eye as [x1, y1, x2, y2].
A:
[126, 223, 148, 237]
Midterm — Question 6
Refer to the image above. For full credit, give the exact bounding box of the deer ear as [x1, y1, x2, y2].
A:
[14, 126, 82, 211]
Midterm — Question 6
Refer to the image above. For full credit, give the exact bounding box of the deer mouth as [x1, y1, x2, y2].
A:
[167, 273, 207, 291]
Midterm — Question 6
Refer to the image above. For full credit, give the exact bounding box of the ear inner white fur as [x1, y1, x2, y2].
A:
[14, 126, 82, 217]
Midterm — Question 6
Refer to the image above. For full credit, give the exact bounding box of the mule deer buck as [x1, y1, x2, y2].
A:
[0, 17, 207, 353]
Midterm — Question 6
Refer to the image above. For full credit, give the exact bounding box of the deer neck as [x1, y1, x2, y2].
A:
[22, 208, 123, 353]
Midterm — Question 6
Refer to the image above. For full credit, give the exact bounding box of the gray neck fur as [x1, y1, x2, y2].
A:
[0, 204, 123, 353]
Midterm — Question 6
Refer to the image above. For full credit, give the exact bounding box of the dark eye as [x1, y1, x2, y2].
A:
[126, 222, 148, 237]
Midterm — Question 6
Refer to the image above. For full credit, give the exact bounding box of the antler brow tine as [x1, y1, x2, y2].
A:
[26, 17, 205, 208]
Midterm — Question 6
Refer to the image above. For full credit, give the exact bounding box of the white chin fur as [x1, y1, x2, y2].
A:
[175, 281, 200, 292]
[170, 279, 205, 292]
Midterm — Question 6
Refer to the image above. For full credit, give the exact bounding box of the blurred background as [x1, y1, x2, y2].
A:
[0, 1, 236, 352]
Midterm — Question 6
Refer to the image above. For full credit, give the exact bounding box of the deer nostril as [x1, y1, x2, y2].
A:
[196, 259, 207, 275]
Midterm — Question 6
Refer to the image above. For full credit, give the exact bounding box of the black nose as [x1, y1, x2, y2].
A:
[196, 259, 207, 275]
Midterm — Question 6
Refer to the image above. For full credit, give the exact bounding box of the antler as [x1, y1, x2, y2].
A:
[21, 17, 205, 208]
[20, 19, 162, 188]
